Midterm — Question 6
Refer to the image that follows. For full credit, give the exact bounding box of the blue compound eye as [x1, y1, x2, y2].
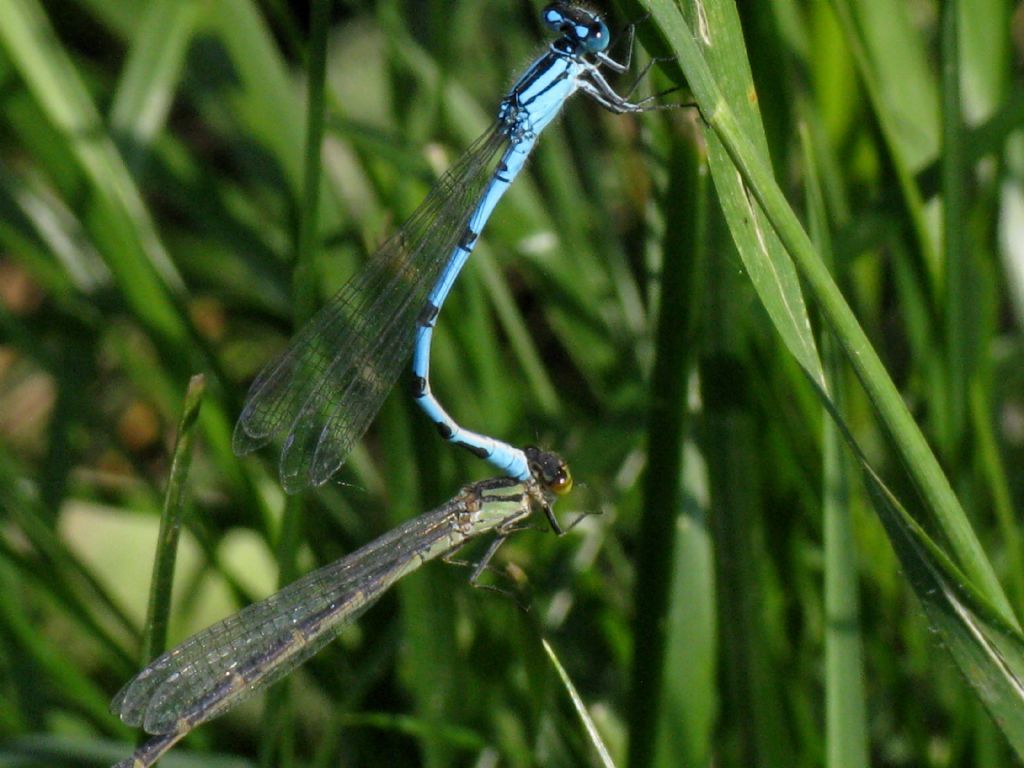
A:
[579, 19, 610, 53]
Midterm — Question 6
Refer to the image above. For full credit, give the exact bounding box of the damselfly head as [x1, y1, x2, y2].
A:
[542, 3, 610, 54]
[524, 446, 573, 496]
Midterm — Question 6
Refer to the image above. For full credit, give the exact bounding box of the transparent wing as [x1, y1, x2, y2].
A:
[111, 506, 458, 736]
[233, 125, 510, 492]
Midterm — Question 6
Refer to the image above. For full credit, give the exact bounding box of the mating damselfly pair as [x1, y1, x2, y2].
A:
[112, 3, 677, 766]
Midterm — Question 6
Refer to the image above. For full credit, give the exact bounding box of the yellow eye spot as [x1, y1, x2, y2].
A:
[549, 466, 573, 496]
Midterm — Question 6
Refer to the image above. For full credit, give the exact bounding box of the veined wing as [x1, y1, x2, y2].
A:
[234, 125, 509, 492]
[111, 505, 458, 736]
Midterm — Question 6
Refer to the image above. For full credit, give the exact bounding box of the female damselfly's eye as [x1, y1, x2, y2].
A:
[523, 446, 572, 494]
[549, 465, 573, 496]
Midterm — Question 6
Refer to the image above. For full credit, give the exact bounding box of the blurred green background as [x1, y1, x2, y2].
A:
[1, 0, 1023, 766]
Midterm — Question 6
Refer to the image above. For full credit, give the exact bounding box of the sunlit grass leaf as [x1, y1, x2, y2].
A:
[647, 0, 1012, 615]
[648, 0, 1021, 754]
[862, 462, 1024, 756]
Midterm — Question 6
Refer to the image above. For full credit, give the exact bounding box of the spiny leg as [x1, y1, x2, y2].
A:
[580, 67, 687, 114]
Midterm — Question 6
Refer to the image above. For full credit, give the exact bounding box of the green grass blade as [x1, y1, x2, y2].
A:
[647, 0, 1014, 624]
[140, 374, 207, 664]
[0, 0, 192, 355]
[652, 458, 716, 768]
[0, 451, 137, 652]
[939, 0, 972, 459]
[801, 124, 869, 768]
[861, 463, 1024, 756]
[544, 638, 616, 768]
[292, 0, 332, 324]
[971, 382, 1024, 611]
[0, 580, 114, 728]
[109, 0, 203, 174]
[672, 0, 825, 389]
[828, 0, 939, 279]
[628, 131, 705, 768]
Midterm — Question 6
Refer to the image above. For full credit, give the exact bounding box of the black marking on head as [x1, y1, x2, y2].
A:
[542, 3, 610, 55]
